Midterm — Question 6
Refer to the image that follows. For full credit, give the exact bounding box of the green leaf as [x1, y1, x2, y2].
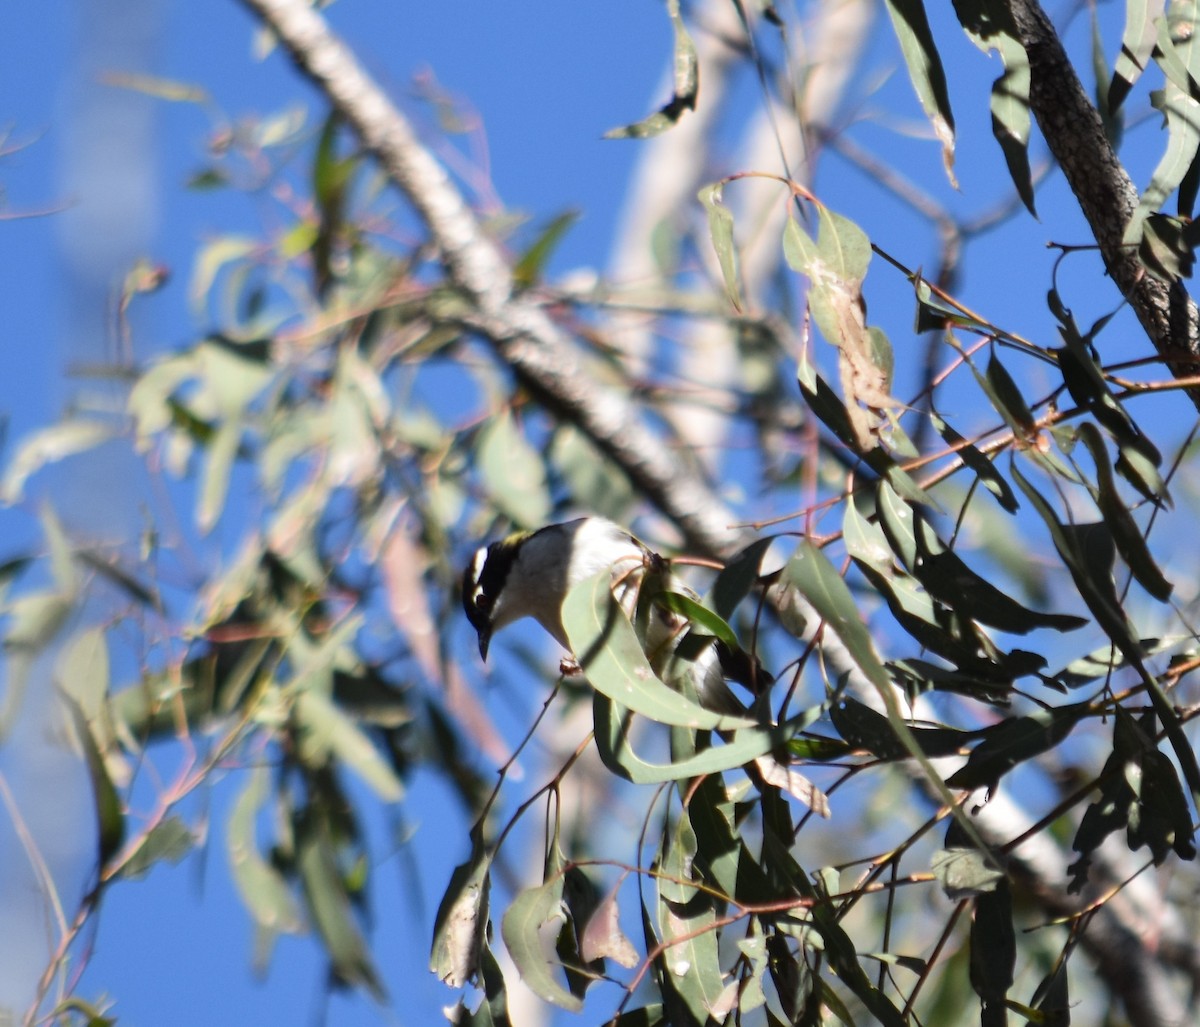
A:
[604, 0, 697, 138]
[883, 0, 956, 181]
[513, 211, 580, 290]
[954, 0, 1035, 213]
[0, 419, 120, 504]
[1076, 422, 1172, 600]
[500, 878, 582, 1012]
[656, 803, 726, 1023]
[431, 846, 492, 988]
[969, 879, 1016, 1024]
[785, 212, 894, 453]
[697, 182, 742, 311]
[228, 766, 304, 935]
[60, 691, 125, 872]
[295, 689, 405, 803]
[120, 816, 196, 879]
[984, 351, 1036, 435]
[1108, 0, 1161, 111]
[1127, 6, 1200, 262]
[932, 848, 1004, 898]
[653, 590, 740, 650]
[1012, 461, 1200, 794]
[562, 570, 752, 731]
[931, 411, 1018, 512]
[477, 410, 552, 529]
[297, 807, 385, 999]
[945, 706, 1086, 792]
[592, 691, 809, 782]
[709, 536, 776, 622]
[831, 696, 971, 759]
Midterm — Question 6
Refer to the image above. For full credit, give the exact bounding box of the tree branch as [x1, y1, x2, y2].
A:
[1007, 0, 1200, 407]
[239, 0, 745, 558]
[239, 2, 1196, 1020]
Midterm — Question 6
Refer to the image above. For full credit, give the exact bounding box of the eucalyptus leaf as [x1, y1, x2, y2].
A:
[500, 878, 581, 1012]
[563, 570, 752, 731]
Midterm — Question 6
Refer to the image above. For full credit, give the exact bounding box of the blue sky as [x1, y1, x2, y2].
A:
[0, 1, 1185, 1025]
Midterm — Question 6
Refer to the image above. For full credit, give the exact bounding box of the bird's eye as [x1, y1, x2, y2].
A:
[474, 592, 492, 613]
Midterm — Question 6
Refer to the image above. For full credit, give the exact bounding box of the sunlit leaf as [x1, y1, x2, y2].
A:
[1108, 0, 1163, 110]
[228, 765, 303, 935]
[698, 182, 742, 311]
[884, 0, 956, 181]
[0, 419, 119, 504]
[604, 0, 697, 138]
[500, 878, 582, 1012]
[563, 570, 752, 731]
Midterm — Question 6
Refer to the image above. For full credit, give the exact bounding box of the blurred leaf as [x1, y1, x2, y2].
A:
[549, 426, 634, 522]
[604, 0, 696, 138]
[563, 570, 752, 731]
[932, 848, 1004, 898]
[698, 182, 742, 311]
[477, 410, 551, 529]
[60, 691, 125, 872]
[297, 808, 385, 999]
[295, 689, 404, 803]
[500, 877, 582, 1012]
[513, 210, 580, 289]
[883, 0, 956, 181]
[190, 236, 257, 317]
[229, 765, 304, 935]
[198, 417, 241, 534]
[120, 817, 196, 880]
[580, 883, 638, 968]
[58, 627, 115, 755]
[0, 419, 119, 504]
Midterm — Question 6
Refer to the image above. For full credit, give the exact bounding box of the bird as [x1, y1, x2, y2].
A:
[461, 516, 765, 714]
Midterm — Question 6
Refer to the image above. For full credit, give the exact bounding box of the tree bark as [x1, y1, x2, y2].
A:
[1007, 0, 1200, 406]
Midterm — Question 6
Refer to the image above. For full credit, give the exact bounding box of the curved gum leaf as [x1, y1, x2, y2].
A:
[562, 570, 752, 731]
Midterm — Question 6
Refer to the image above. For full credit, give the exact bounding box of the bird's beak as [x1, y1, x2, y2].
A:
[478, 628, 491, 662]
